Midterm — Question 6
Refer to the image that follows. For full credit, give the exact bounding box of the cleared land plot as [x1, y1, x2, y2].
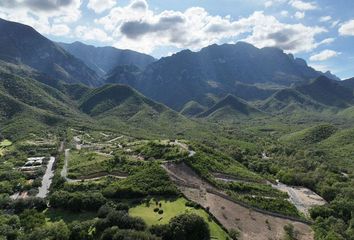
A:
[129, 197, 229, 240]
[163, 163, 314, 240]
[67, 150, 111, 179]
[271, 183, 326, 216]
[182, 187, 313, 240]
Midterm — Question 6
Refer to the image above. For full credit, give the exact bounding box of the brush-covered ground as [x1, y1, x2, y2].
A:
[1, 110, 354, 240]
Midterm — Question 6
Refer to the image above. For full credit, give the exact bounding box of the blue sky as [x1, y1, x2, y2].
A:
[0, 0, 353, 79]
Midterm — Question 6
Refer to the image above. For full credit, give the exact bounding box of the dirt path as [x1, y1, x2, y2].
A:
[107, 136, 124, 143]
[60, 149, 70, 181]
[170, 140, 196, 157]
[271, 182, 326, 216]
[163, 163, 314, 240]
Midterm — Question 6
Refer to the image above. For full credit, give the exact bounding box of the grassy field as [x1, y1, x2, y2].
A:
[0, 139, 12, 156]
[68, 150, 112, 178]
[0, 139, 12, 147]
[129, 197, 229, 240]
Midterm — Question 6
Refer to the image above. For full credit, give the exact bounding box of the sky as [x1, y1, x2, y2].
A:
[0, 0, 353, 79]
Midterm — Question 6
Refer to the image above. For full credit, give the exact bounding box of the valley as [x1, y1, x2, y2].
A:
[0, 17, 353, 240]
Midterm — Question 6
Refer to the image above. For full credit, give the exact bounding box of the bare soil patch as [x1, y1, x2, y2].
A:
[163, 163, 314, 240]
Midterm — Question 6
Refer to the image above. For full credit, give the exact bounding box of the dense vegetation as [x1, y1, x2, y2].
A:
[1, 18, 354, 240]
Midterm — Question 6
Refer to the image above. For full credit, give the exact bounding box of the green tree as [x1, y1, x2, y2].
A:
[167, 214, 210, 240]
[19, 209, 45, 232]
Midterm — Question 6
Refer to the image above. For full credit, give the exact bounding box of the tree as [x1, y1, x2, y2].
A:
[283, 224, 297, 240]
[19, 209, 45, 232]
[25, 220, 70, 240]
[166, 214, 210, 240]
[229, 228, 240, 240]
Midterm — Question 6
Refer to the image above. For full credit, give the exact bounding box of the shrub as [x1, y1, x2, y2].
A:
[229, 228, 240, 240]
[166, 214, 210, 240]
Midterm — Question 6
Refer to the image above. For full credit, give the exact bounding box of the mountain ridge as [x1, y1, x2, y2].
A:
[198, 94, 264, 120]
[59, 41, 155, 77]
[0, 18, 101, 86]
[117, 42, 340, 110]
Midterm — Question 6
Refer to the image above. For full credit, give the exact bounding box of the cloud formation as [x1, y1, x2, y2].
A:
[0, 0, 75, 11]
[289, 0, 317, 11]
[0, 0, 334, 57]
[75, 25, 113, 42]
[319, 16, 331, 22]
[87, 0, 116, 13]
[0, 0, 81, 36]
[294, 11, 305, 19]
[339, 20, 354, 36]
[310, 49, 340, 61]
[94, 0, 327, 54]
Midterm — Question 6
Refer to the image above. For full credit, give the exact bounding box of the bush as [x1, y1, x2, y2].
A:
[101, 227, 159, 240]
[166, 214, 210, 240]
[284, 224, 297, 240]
[96, 210, 146, 233]
[98, 204, 115, 218]
[185, 201, 200, 209]
[229, 228, 240, 240]
[50, 190, 106, 212]
[10, 197, 46, 213]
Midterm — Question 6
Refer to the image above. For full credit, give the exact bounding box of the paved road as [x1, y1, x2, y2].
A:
[36, 156, 55, 198]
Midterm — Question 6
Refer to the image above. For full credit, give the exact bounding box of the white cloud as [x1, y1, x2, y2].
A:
[294, 11, 305, 19]
[289, 0, 317, 11]
[308, 63, 330, 72]
[310, 49, 340, 61]
[280, 10, 289, 17]
[264, 1, 274, 7]
[264, 0, 287, 7]
[75, 25, 113, 42]
[319, 16, 331, 22]
[241, 12, 326, 53]
[317, 37, 335, 46]
[0, 0, 81, 38]
[331, 20, 340, 28]
[339, 20, 354, 36]
[87, 0, 116, 13]
[0, 0, 329, 55]
[50, 24, 71, 36]
[95, 0, 327, 54]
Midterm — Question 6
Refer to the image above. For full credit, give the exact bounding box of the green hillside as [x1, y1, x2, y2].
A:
[198, 94, 264, 120]
[296, 76, 354, 108]
[260, 88, 325, 113]
[180, 101, 207, 117]
[280, 124, 338, 145]
[79, 84, 200, 138]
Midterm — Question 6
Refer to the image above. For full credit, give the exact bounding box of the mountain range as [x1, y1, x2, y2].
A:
[107, 42, 340, 110]
[0, 17, 353, 135]
[0, 18, 100, 86]
[59, 41, 155, 77]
